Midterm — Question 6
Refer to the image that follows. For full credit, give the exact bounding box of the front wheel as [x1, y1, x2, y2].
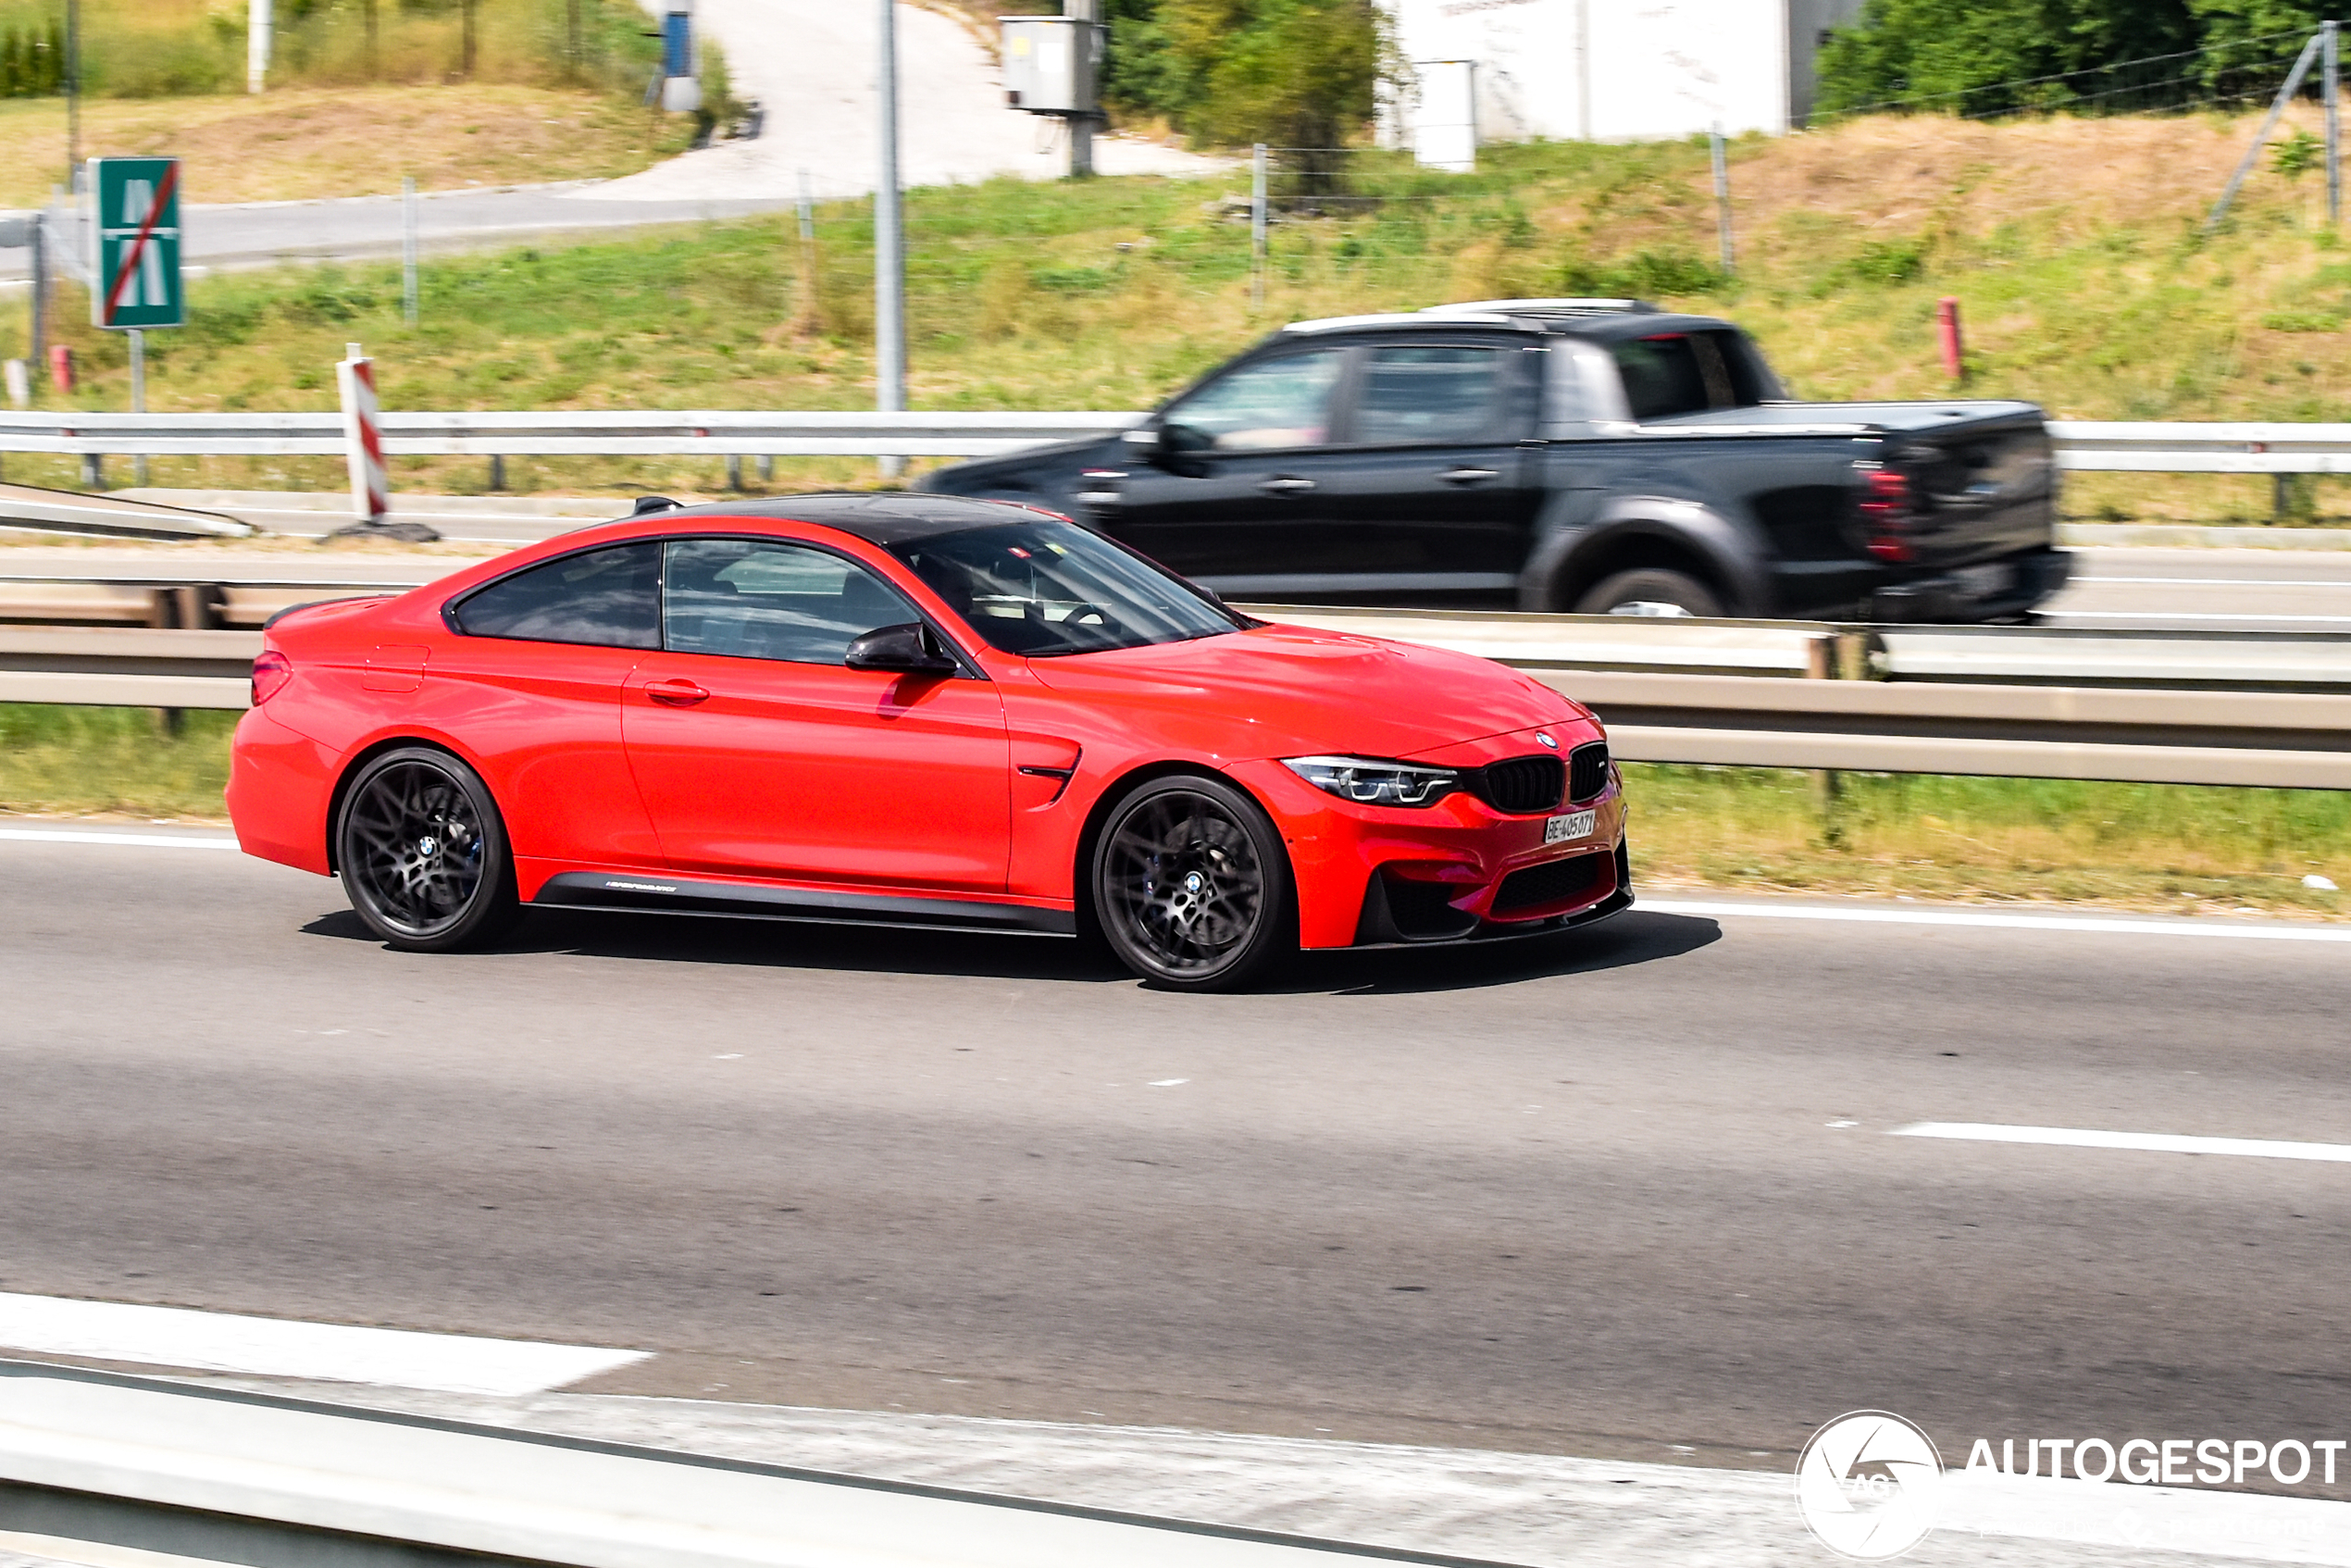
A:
[335, 746, 519, 952]
[1091, 776, 1295, 991]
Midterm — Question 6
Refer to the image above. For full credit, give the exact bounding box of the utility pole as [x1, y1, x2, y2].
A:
[876, 0, 905, 479]
[2328, 19, 2341, 227]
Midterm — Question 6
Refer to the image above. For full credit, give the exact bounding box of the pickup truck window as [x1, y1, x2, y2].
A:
[1611, 330, 1765, 421]
[1162, 349, 1345, 453]
[1352, 346, 1506, 444]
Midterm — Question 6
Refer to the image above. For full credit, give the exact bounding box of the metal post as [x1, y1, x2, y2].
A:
[2208, 31, 2323, 232]
[245, 0, 269, 95]
[1250, 143, 1268, 313]
[128, 328, 147, 487]
[1065, 0, 1097, 179]
[401, 177, 419, 325]
[875, 0, 906, 480]
[1710, 123, 1735, 276]
[65, 0, 80, 180]
[794, 168, 818, 336]
[28, 213, 44, 388]
[2328, 20, 2341, 226]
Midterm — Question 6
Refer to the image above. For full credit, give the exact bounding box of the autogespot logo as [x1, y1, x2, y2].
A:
[1795, 1410, 1947, 1561]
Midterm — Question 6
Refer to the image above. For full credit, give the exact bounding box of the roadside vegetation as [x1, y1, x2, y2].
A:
[4, 703, 2340, 919]
[8, 110, 2351, 518]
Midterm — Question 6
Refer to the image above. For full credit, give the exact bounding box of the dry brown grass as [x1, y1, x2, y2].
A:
[0, 85, 683, 207]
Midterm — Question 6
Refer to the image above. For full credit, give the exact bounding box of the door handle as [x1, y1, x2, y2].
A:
[646, 678, 710, 707]
[1438, 467, 1499, 484]
[1257, 476, 1317, 494]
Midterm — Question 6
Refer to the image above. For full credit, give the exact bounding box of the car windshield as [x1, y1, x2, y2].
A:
[889, 518, 1240, 657]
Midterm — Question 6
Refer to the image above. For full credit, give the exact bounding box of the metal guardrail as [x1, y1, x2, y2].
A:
[0, 411, 1145, 460]
[0, 1360, 1491, 1568]
[2, 613, 2346, 786]
[2046, 420, 2351, 473]
[1, 412, 2349, 472]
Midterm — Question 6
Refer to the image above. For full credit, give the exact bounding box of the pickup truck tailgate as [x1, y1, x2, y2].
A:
[1875, 406, 2058, 567]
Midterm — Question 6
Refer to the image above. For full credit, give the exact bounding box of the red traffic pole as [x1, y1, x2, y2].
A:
[1935, 296, 1964, 381]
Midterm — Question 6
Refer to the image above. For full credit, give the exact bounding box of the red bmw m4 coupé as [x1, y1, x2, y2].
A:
[229, 494, 1629, 990]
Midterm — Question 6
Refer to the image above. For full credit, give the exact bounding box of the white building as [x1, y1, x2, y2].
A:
[1386, 0, 1868, 156]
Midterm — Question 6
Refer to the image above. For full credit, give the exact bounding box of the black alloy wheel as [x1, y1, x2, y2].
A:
[336, 747, 519, 952]
[1092, 776, 1295, 991]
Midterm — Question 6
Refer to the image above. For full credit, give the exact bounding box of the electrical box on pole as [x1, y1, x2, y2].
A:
[1001, 6, 1102, 176]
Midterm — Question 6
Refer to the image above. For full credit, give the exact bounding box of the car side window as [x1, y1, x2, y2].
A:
[1350, 345, 1508, 444]
[1161, 349, 1345, 453]
[451, 541, 662, 649]
[663, 538, 920, 666]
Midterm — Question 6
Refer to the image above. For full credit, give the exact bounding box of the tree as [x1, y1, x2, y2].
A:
[1815, 0, 2201, 117]
[1102, 0, 1385, 149]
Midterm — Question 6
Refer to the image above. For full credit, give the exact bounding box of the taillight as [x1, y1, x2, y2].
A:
[251, 650, 292, 705]
[1860, 466, 1916, 563]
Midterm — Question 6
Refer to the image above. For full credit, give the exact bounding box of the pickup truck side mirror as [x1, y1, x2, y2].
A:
[844, 622, 958, 675]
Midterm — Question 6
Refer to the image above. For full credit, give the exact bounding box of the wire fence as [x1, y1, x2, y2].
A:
[1816, 27, 2324, 125]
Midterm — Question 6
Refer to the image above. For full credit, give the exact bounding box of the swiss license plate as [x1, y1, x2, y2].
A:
[1544, 809, 1598, 845]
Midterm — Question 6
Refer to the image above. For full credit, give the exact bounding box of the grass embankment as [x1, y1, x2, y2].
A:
[0, 85, 689, 207]
[6, 111, 2351, 513]
[4, 706, 2343, 919]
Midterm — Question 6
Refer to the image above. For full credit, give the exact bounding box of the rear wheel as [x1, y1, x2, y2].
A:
[1091, 776, 1295, 991]
[1573, 567, 1724, 618]
[336, 747, 519, 952]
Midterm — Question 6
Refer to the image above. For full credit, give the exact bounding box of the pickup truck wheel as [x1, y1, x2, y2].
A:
[1573, 568, 1724, 618]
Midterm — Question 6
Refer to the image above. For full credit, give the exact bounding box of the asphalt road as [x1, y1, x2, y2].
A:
[2044, 546, 2351, 633]
[2, 834, 2345, 1484]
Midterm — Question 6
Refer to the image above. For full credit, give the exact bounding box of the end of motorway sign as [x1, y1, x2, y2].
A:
[91, 156, 184, 330]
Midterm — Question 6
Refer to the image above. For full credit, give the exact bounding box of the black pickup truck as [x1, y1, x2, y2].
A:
[917, 299, 2071, 622]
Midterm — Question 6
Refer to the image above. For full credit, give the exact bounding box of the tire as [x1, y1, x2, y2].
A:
[335, 746, 520, 952]
[1090, 775, 1296, 992]
[1572, 567, 1724, 618]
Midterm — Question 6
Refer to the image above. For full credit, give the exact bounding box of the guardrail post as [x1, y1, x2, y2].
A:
[82, 454, 104, 491]
[727, 454, 743, 492]
[487, 454, 504, 492]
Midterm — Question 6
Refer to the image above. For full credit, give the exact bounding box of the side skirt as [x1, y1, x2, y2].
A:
[532, 872, 1076, 938]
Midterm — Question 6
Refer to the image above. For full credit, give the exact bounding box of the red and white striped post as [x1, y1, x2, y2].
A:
[328, 344, 439, 541]
[336, 342, 388, 527]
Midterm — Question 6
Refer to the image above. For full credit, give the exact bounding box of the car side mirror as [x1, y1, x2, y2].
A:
[844, 622, 958, 675]
[1121, 426, 1166, 462]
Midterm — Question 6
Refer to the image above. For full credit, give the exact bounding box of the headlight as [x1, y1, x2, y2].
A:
[1282, 755, 1459, 808]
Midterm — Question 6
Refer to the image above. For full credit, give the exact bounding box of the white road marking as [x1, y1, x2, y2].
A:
[2078, 575, 2351, 587]
[0, 828, 237, 851]
[2046, 608, 2351, 623]
[0, 1292, 648, 1396]
[1641, 898, 2351, 942]
[1893, 1122, 2351, 1162]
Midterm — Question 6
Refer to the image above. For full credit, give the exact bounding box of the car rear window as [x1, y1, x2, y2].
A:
[1610, 330, 1771, 421]
[450, 541, 661, 649]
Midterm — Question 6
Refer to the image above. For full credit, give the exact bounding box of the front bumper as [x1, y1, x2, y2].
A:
[1866, 546, 2072, 623]
[1229, 723, 1631, 951]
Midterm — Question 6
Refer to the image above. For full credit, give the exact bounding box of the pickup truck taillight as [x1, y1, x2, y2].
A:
[1860, 467, 1916, 563]
[251, 650, 292, 705]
